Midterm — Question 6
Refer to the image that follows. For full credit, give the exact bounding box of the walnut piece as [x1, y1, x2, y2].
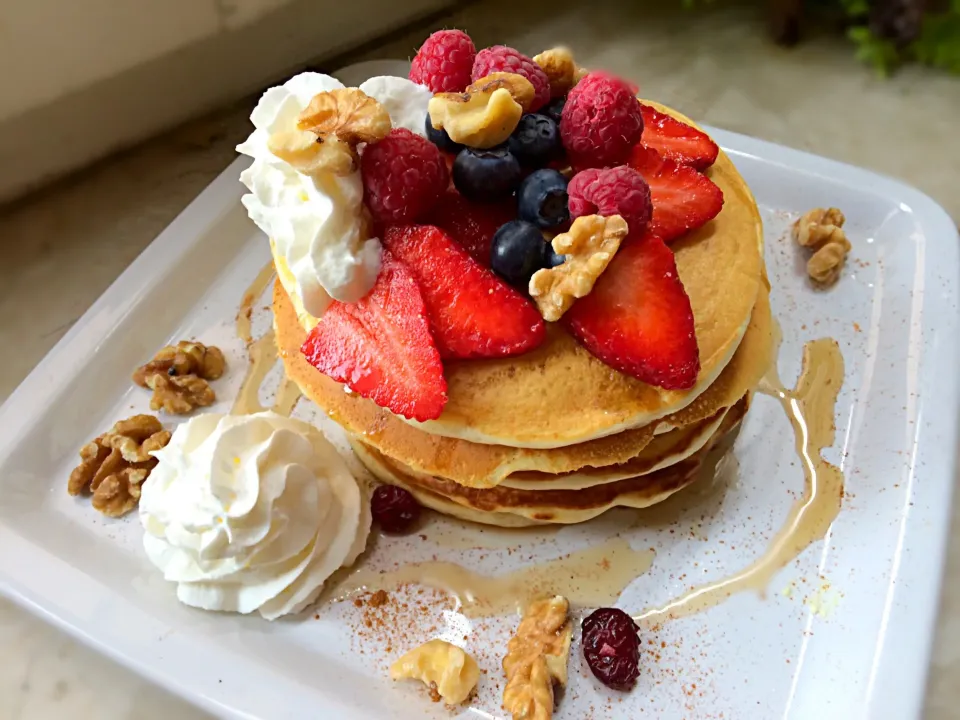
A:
[529, 214, 628, 321]
[533, 47, 581, 97]
[792, 207, 851, 285]
[146, 373, 215, 415]
[132, 341, 225, 387]
[428, 76, 527, 148]
[269, 88, 391, 177]
[68, 414, 171, 518]
[467, 72, 536, 112]
[502, 596, 572, 720]
[389, 640, 480, 705]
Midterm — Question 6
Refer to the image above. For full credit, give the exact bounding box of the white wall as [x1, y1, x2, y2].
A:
[0, 0, 451, 202]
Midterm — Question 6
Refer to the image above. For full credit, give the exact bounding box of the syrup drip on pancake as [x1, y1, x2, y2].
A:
[233, 261, 302, 417]
[331, 537, 653, 618]
[633, 336, 845, 623]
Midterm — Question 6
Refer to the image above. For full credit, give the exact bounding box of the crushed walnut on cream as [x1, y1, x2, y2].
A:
[389, 639, 480, 705]
[502, 595, 573, 720]
[269, 88, 391, 176]
[791, 207, 851, 285]
[428, 73, 531, 149]
[529, 214, 628, 322]
[533, 47, 583, 97]
[68, 414, 171, 518]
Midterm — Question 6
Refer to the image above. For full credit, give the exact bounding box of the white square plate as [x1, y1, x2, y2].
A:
[0, 113, 957, 718]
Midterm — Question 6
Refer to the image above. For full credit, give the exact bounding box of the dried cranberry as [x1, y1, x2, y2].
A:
[581, 607, 641, 691]
[371, 484, 421, 534]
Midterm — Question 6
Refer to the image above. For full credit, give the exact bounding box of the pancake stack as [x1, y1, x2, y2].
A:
[272, 104, 772, 527]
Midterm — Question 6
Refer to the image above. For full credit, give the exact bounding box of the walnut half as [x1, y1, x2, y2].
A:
[146, 373, 215, 415]
[428, 73, 533, 149]
[133, 340, 223, 415]
[502, 596, 573, 720]
[390, 640, 480, 705]
[791, 207, 851, 285]
[529, 214, 628, 322]
[68, 414, 171, 518]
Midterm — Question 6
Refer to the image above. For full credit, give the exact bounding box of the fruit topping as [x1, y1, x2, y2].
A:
[542, 97, 566, 125]
[301, 250, 448, 421]
[361, 128, 449, 225]
[581, 608, 641, 691]
[491, 220, 549, 287]
[567, 166, 652, 234]
[427, 190, 516, 266]
[517, 168, 569, 229]
[429, 80, 525, 149]
[529, 214, 627, 322]
[508, 113, 562, 168]
[565, 231, 700, 389]
[638, 103, 719, 170]
[452, 146, 521, 202]
[628, 145, 724, 243]
[560, 72, 644, 169]
[383, 225, 545, 359]
[371, 484, 421, 534]
[409, 29, 476, 93]
[472, 45, 551, 112]
[533, 46, 580, 97]
[424, 113, 463, 153]
[544, 246, 568, 268]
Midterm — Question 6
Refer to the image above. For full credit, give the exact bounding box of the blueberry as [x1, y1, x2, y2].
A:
[424, 114, 462, 153]
[452, 147, 521, 202]
[544, 246, 568, 268]
[507, 114, 561, 168]
[517, 169, 570, 230]
[542, 97, 566, 125]
[491, 220, 548, 286]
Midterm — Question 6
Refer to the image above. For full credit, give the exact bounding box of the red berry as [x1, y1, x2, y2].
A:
[581, 608, 641, 691]
[371, 484, 421, 534]
[471, 46, 551, 111]
[409, 29, 476, 93]
[567, 166, 652, 234]
[427, 190, 516, 266]
[301, 251, 448, 421]
[383, 224, 545, 359]
[638, 103, 719, 170]
[559, 72, 644, 169]
[361, 128, 449, 225]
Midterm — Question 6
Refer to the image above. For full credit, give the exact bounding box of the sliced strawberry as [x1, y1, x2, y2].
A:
[628, 146, 724, 243]
[639, 103, 719, 170]
[383, 224, 545, 359]
[301, 250, 447, 421]
[426, 190, 516, 267]
[565, 232, 700, 390]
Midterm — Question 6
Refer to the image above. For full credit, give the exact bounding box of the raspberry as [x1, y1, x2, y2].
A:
[361, 128, 449, 225]
[371, 484, 421, 534]
[560, 72, 644, 169]
[409, 30, 476, 93]
[471, 46, 551, 112]
[568, 166, 652, 234]
[581, 608, 641, 691]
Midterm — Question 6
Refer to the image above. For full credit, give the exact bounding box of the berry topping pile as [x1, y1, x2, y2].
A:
[581, 608, 642, 691]
[298, 28, 731, 420]
[371, 484, 421, 534]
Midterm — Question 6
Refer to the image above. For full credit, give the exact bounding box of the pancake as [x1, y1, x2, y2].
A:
[351, 397, 748, 526]
[272, 101, 764, 449]
[275, 279, 771, 488]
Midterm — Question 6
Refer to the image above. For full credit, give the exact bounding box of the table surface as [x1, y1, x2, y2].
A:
[2, 1, 959, 718]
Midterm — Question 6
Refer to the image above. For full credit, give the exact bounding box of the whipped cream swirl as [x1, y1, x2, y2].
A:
[140, 412, 370, 620]
[237, 72, 431, 317]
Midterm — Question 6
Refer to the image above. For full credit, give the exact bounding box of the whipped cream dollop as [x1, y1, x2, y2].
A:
[139, 411, 370, 620]
[237, 72, 432, 317]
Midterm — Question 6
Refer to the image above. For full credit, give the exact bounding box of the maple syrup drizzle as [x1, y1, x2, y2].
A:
[232, 261, 302, 417]
[633, 337, 845, 623]
[332, 537, 654, 618]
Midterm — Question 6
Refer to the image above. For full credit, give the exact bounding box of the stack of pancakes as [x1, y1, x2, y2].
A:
[272, 104, 772, 527]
